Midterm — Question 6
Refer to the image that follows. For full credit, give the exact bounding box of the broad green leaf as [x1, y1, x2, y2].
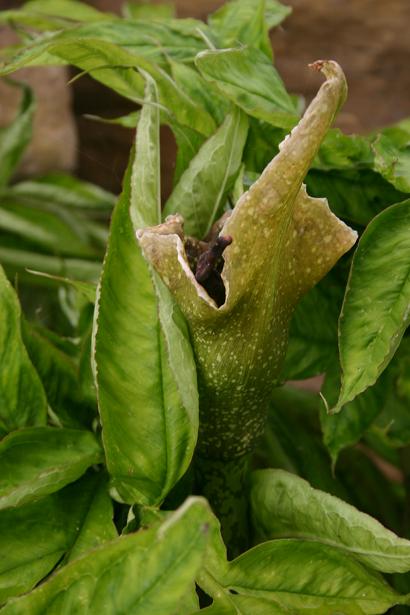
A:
[320, 362, 388, 465]
[306, 168, 407, 226]
[0, 83, 34, 187]
[200, 538, 405, 614]
[0, 246, 101, 283]
[208, 0, 291, 60]
[333, 200, 410, 412]
[199, 597, 290, 614]
[8, 173, 115, 211]
[0, 472, 115, 603]
[0, 266, 47, 436]
[1, 497, 211, 615]
[164, 106, 248, 239]
[94, 104, 198, 504]
[251, 468, 410, 573]
[0, 427, 102, 510]
[22, 321, 95, 429]
[196, 47, 297, 129]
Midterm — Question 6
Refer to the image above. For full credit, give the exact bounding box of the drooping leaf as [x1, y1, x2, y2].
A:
[0, 83, 34, 188]
[196, 47, 297, 129]
[208, 0, 291, 60]
[251, 468, 410, 573]
[93, 85, 198, 505]
[0, 472, 115, 603]
[0, 427, 102, 510]
[1, 498, 211, 615]
[0, 265, 47, 437]
[164, 106, 248, 238]
[333, 200, 410, 412]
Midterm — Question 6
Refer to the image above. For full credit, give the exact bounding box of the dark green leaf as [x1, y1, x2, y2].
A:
[1, 497, 211, 615]
[0, 472, 115, 603]
[0, 427, 102, 510]
[373, 135, 410, 194]
[22, 321, 95, 429]
[164, 106, 248, 238]
[306, 168, 407, 226]
[320, 363, 388, 465]
[333, 200, 410, 412]
[0, 265, 47, 437]
[196, 47, 297, 129]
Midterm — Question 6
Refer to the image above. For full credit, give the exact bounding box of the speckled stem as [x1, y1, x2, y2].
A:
[195, 453, 250, 558]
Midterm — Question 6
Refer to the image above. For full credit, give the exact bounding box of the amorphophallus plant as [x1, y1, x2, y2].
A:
[138, 60, 357, 549]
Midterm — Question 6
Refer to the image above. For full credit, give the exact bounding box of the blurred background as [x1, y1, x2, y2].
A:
[1, 0, 410, 195]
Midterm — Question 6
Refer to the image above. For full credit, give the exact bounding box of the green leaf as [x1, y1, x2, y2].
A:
[94, 100, 198, 505]
[0, 427, 103, 510]
[306, 168, 407, 226]
[373, 135, 410, 194]
[22, 321, 95, 429]
[0, 83, 34, 187]
[0, 265, 47, 436]
[8, 173, 115, 211]
[63, 473, 116, 564]
[0, 0, 112, 29]
[164, 106, 248, 239]
[208, 0, 291, 60]
[251, 468, 410, 573]
[0, 246, 101, 283]
[0, 472, 115, 603]
[320, 363, 388, 465]
[333, 200, 410, 412]
[1, 497, 211, 615]
[200, 537, 405, 614]
[283, 272, 342, 380]
[169, 60, 228, 127]
[196, 47, 297, 129]
[0, 198, 102, 259]
[130, 72, 161, 229]
[263, 386, 348, 499]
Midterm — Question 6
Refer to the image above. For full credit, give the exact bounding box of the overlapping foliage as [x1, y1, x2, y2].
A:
[0, 1, 410, 613]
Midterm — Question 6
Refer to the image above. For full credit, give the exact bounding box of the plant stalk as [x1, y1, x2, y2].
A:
[194, 453, 250, 558]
